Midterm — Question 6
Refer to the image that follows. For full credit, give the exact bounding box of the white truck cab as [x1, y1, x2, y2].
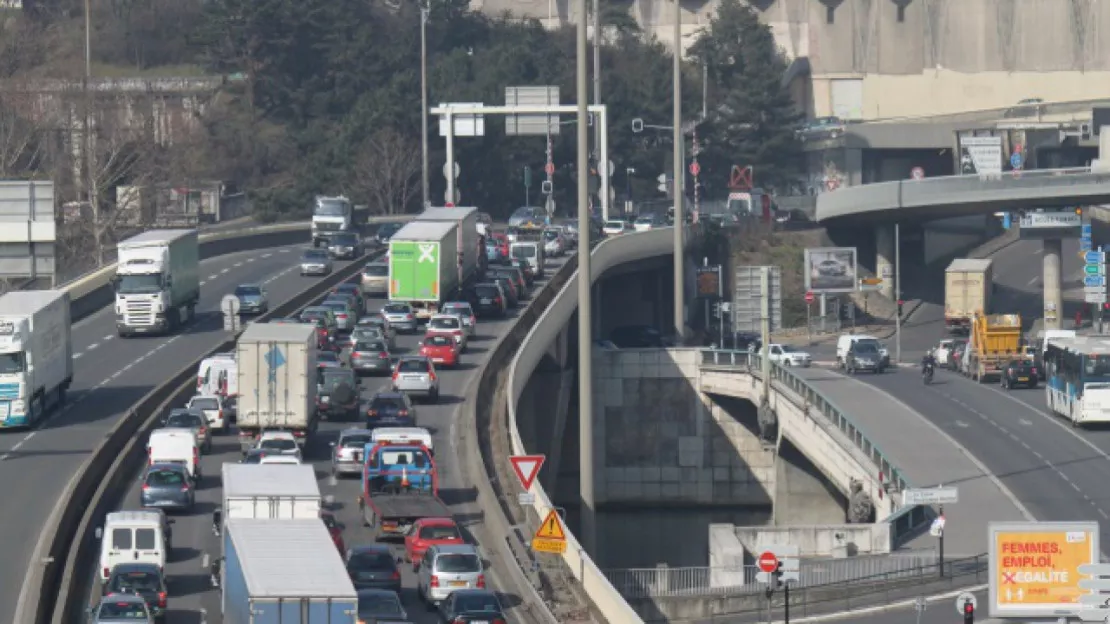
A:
[0, 290, 73, 429]
[312, 195, 355, 247]
[113, 229, 200, 337]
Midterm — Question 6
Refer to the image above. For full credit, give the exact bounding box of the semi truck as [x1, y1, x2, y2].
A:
[960, 313, 1023, 382]
[388, 220, 478, 320]
[220, 518, 357, 624]
[236, 323, 318, 453]
[358, 441, 450, 540]
[0, 290, 73, 428]
[214, 464, 321, 537]
[311, 195, 356, 247]
[113, 229, 200, 337]
[416, 206, 485, 277]
[944, 258, 994, 334]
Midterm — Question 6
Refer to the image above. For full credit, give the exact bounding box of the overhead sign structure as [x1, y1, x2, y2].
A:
[531, 510, 567, 554]
[988, 521, 1099, 618]
[902, 486, 959, 506]
[509, 454, 545, 490]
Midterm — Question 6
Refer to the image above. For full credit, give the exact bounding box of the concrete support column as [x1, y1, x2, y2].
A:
[1043, 238, 1063, 331]
[875, 224, 895, 300]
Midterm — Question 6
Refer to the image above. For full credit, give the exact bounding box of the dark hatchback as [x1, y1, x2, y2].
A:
[140, 463, 195, 512]
[366, 392, 415, 429]
[1002, 359, 1038, 390]
[438, 589, 507, 624]
[356, 588, 410, 624]
[472, 283, 506, 318]
[102, 563, 168, 622]
[346, 544, 402, 593]
[317, 368, 361, 421]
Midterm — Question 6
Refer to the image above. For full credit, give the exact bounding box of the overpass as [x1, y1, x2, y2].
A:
[499, 228, 954, 622]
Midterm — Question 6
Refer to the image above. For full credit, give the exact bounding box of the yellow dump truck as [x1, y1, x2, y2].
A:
[960, 313, 1023, 382]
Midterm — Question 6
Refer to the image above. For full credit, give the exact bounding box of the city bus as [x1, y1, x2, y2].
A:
[1043, 336, 1110, 426]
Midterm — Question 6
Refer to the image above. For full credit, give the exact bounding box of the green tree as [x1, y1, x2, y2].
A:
[690, 0, 802, 192]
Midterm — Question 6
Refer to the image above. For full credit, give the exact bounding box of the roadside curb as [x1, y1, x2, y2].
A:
[780, 583, 989, 623]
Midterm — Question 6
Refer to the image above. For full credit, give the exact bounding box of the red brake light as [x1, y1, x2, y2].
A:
[368, 409, 378, 417]
[337, 313, 348, 319]
[1032, 367, 1038, 375]
[103, 567, 109, 578]
[477, 574, 486, 588]
[379, 352, 389, 359]
[429, 372, 437, 382]
[430, 575, 440, 587]
[391, 570, 401, 580]
[181, 484, 190, 492]
[398, 409, 408, 417]
[142, 483, 150, 491]
[158, 591, 167, 608]
[199, 426, 207, 435]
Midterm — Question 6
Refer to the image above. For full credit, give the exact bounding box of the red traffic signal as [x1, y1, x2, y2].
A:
[963, 601, 975, 624]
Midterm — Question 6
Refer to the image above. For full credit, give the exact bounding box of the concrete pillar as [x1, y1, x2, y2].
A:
[1043, 238, 1063, 331]
[875, 224, 895, 300]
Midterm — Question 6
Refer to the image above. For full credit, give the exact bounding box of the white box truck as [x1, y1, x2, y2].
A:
[215, 464, 321, 538]
[945, 258, 994, 334]
[418, 207, 484, 279]
[0, 290, 73, 429]
[113, 229, 200, 337]
[236, 323, 317, 453]
[388, 221, 470, 320]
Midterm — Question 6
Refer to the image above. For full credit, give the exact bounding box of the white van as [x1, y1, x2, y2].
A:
[836, 334, 890, 369]
[148, 429, 200, 478]
[510, 242, 545, 279]
[97, 510, 167, 581]
[197, 353, 238, 399]
[371, 427, 434, 454]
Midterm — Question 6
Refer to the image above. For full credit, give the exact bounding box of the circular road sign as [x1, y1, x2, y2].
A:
[689, 161, 701, 177]
[444, 201, 455, 208]
[954, 591, 977, 615]
[544, 162, 555, 176]
[757, 551, 779, 573]
[220, 294, 241, 316]
[910, 166, 924, 180]
[805, 291, 815, 305]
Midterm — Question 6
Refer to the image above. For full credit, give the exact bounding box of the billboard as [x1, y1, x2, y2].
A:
[958, 135, 1003, 176]
[804, 247, 857, 294]
[988, 521, 1099, 618]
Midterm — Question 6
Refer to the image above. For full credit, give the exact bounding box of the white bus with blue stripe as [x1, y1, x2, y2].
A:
[1044, 336, 1110, 426]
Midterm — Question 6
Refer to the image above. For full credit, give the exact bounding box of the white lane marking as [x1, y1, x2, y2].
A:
[234, 262, 243, 267]
[279, 249, 291, 253]
[0, 453, 8, 461]
[200, 281, 207, 286]
[220, 268, 229, 274]
[9, 431, 36, 455]
[246, 257, 256, 263]
[102, 334, 112, 341]
[73, 352, 83, 359]
[1026, 276, 1038, 286]
[86, 342, 99, 351]
[953, 420, 969, 428]
[262, 253, 273, 258]
[208, 275, 218, 280]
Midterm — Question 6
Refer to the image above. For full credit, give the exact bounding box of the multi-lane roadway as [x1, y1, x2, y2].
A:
[2, 242, 367, 621]
[82, 252, 566, 622]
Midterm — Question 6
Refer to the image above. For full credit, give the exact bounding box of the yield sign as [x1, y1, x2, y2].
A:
[510, 454, 545, 490]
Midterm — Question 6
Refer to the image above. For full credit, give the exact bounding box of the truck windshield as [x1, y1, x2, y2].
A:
[315, 200, 348, 216]
[0, 352, 25, 374]
[512, 246, 535, 259]
[117, 273, 163, 294]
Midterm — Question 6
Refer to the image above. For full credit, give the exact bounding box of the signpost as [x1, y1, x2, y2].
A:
[220, 295, 241, 332]
[1078, 563, 1110, 621]
[757, 551, 778, 573]
[902, 486, 959, 506]
[1086, 249, 1106, 305]
[804, 291, 814, 305]
[531, 510, 567, 554]
[754, 543, 799, 583]
[510, 454, 545, 506]
[988, 521, 1100, 618]
[910, 166, 924, 180]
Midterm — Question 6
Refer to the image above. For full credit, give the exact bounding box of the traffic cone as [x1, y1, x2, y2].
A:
[401, 466, 410, 489]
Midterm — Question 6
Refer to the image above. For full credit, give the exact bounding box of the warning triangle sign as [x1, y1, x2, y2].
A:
[535, 510, 566, 541]
[510, 455, 545, 490]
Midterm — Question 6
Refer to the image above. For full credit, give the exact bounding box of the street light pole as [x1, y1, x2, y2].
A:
[672, 0, 685, 341]
[420, 3, 431, 209]
[591, 0, 601, 158]
[575, 0, 596, 556]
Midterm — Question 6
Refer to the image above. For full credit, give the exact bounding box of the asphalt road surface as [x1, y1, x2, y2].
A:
[1, 240, 362, 622]
[85, 254, 569, 622]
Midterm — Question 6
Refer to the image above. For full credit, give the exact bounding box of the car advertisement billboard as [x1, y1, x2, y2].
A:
[804, 247, 857, 294]
[988, 521, 1099, 618]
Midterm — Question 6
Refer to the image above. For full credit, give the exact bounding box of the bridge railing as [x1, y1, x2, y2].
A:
[698, 349, 931, 548]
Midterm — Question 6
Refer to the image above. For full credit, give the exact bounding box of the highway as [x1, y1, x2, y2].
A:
[0, 239, 355, 622]
[84, 255, 567, 622]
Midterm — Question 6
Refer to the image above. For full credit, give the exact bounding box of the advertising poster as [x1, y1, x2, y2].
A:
[988, 521, 1099, 618]
[958, 135, 1003, 176]
[804, 247, 857, 294]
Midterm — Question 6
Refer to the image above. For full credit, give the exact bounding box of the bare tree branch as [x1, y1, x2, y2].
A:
[351, 127, 420, 215]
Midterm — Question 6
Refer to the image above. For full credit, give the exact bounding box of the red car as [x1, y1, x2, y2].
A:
[491, 232, 510, 257]
[320, 511, 345, 553]
[404, 517, 465, 564]
[419, 333, 459, 368]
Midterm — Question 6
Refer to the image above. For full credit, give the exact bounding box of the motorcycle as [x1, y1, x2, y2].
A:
[922, 363, 935, 385]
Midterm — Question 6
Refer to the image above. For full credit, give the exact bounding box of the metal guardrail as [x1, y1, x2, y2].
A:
[698, 349, 932, 547]
[604, 550, 939, 599]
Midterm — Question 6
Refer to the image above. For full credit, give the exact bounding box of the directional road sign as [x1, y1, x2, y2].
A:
[1087, 264, 1105, 276]
[531, 510, 567, 554]
[902, 486, 959, 506]
[1085, 275, 1106, 288]
[1084, 224, 1094, 236]
[510, 455, 545, 490]
[1087, 251, 1105, 264]
[1083, 239, 1094, 252]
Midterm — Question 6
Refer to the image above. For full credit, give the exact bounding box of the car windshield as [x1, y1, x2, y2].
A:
[429, 318, 459, 330]
[420, 524, 461, 540]
[260, 438, 296, 452]
[332, 233, 359, 245]
[425, 336, 453, 347]
[318, 352, 339, 362]
[358, 593, 404, 616]
[110, 570, 161, 593]
[364, 264, 388, 276]
[780, 345, 800, 353]
[455, 592, 502, 613]
[301, 311, 329, 325]
[437, 553, 481, 573]
[605, 220, 624, 229]
[475, 286, 499, 298]
[354, 341, 385, 353]
[316, 199, 348, 216]
[96, 601, 148, 618]
[383, 304, 410, 314]
[512, 246, 535, 258]
[543, 230, 558, 240]
[319, 371, 354, 390]
[189, 397, 219, 411]
[854, 344, 880, 355]
[321, 301, 347, 312]
[397, 360, 427, 373]
[342, 435, 371, 448]
[348, 551, 395, 574]
[443, 304, 470, 315]
[635, 216, 653, 223]
[303, 250, 328, 261]
[234, 286, 261, 297]
[145, 469, 186, 487]
[166, 413, 200, 428]
[371, 396, 406, 410]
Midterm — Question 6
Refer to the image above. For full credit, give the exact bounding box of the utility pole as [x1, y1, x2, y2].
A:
[761, 267, 771, 402]
[420, 3, 431, 209]
[575, 0, 596, 557]
[895, 223, 902, 364]
[592, 0, 601, 160]
[671, 0, 685, 341]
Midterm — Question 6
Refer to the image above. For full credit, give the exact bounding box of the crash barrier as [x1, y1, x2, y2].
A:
[62, 215, 413, 322]
[19, 250, 381, 624]
[504, 228, 697, 623]
[698, 349, 930, 548]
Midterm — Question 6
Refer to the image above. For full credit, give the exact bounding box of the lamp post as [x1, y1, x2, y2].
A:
[420, 1, 431, 209]
[672, 0, 685, 342]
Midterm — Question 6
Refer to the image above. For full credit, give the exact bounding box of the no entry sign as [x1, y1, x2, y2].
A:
[758, 551, 779, 573]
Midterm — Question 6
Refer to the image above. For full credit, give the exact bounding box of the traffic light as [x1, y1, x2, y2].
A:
[897, 300, 904, 317]
[963, 600, 974, 624]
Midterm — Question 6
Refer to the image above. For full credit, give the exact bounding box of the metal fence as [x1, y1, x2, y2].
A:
[604, 550, 939, 599]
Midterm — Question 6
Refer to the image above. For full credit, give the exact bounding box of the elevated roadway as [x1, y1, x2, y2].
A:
[81, 254, 569, 622]
[816, 167, 1110, 224]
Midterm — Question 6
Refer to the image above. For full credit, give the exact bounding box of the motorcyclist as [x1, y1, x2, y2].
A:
[921, 350, 937, 374]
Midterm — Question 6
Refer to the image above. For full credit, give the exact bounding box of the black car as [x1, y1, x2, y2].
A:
[472, 283, 506, 318]
[317, 367, 361, 421]
[103, 562, 168, 622]
[1002, 359, 1038, 390]
[356, 588, 410, 623]
[610, 325, 664, 348]
[376, 222, 402, 244]
[438, 589, 506, 623]
[328, 232, 364, 260]
[346, 544, 402, 593]
[366, 392, 415, 429]
[845, 343, 885, 374]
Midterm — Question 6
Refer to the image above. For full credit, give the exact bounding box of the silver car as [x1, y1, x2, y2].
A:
[382, 302, 418, 334]
[330, 428, 373, 476]
[391, 356, 440, 403]
[162, 408, 211, 453]
[349, 340, 393, 375]
[416, 544, 486, 605]
[361, 262, 389, 296]
[300, 249, 333, 276]
[320, 299, 357, 331]
[348, 325, 392, 351]
[233, 283, 269, 314]
[89, 593, 153, 623]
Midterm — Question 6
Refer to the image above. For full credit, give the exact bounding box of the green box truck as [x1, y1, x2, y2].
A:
[388, 221, 461, 320]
